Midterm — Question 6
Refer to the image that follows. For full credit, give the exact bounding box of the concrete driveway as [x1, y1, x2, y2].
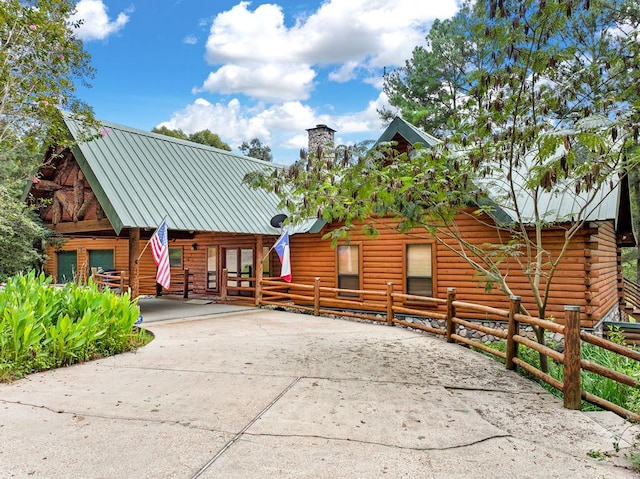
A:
[0, 305, 637, 478]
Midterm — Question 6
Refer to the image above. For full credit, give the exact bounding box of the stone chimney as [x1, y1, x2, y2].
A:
[306, 124, 336, 160]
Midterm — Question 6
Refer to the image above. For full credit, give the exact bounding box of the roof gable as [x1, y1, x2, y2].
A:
[63, 116, 284, 235]
[377, 117, 441, 148]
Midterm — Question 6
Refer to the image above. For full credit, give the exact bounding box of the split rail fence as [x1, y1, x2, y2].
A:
[221, 273, 640, 422]
[91, 268, 194, 298]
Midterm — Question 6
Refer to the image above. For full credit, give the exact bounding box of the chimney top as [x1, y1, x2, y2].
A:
[306, 124, 336, 133]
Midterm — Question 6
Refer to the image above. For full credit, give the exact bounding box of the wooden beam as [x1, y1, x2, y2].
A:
[255, 234, 263, 306]
[32, 179, 63, 192]
[129, 227, 140, 299]
[51, 218, 114, 234]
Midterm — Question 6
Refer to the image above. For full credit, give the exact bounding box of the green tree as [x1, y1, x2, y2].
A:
[238, 138, 273, 162]
[1, 0, 97, 278]
[152, 127, 232, 151]
[1, 0, 97, 177]
[380, 13, 482, 136]
[151, 126, 189, 140]
[0, 186, 51, 280]
[250, 0, 640, 371]
[188, 130, 231, 150]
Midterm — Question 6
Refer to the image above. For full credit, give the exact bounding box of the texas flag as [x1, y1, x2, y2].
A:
[273, 230, 292, 282]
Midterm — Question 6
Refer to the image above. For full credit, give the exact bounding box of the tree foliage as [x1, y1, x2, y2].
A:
[250, 0, 640, 328]
[380, 14, 480, 137]
[1, 0, 96, 177]
[238, 138, 273, 162]
[152, 126, 232, 151]
[0, 186, 51, 280]
[1, 0, 97, 278]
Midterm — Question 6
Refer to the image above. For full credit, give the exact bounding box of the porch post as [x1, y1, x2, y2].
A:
[129, 227, 140, 299]
[255, 235, 264, 306]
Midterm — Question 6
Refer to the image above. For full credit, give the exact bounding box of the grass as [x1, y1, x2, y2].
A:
[478, 330, 640, 413]
[0, 271, 152, 381]
[477, 330, 640, 470]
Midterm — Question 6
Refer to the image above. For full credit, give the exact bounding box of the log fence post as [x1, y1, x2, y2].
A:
[119, 271, 125, 293]
[446, 288, 456, 342]
[183, 268, 190, 299]
[563, 305, 582, 410]
[255, 235, 263, 306]
[256, 276, 263, 306]
[221, 268, 228, 301]
[313, 277, 321, 316]
[505, 295, 522, 370]
[386, 282, 394, 326]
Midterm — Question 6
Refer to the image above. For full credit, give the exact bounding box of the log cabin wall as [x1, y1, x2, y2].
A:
[288, 212, 612, 327]
[586, 221, 622, 323]
[44, 232, 278, 296]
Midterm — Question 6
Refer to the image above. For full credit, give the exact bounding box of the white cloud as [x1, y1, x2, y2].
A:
[328, 61, 360, 83]
[157, 92, 394, 164]
[183, 35, 198, 45]
[196, 64, 316, 102]
[158, 0, 456, 162]
[71, 0, 130, 41]
[201, 0, 459, 101]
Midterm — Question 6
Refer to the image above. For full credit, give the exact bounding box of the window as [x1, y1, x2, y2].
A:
[169, 248, 182, 268]
[207, 247, 217, 290]
[406, 244, 433, 297]
[337, 245, 360, 297]
[88, 249, 114, 271]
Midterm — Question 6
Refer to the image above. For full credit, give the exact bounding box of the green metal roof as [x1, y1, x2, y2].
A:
[376, 117, 633, 241]
[64, 116, 286, 235]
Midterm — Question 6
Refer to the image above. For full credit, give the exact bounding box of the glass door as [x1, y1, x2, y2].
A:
[224, 248, 254, 296]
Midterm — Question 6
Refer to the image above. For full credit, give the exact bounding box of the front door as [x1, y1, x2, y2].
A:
[224, 248, 254, 296]
[57, 251, 77, 283]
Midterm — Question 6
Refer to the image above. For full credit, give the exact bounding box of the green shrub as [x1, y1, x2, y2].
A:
[0, 271, 150, 380]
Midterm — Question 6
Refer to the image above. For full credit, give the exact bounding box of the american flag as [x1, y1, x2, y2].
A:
[150, 219, 170, 289]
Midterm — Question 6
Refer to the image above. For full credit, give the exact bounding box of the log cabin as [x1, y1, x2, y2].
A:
[28, 115, 323, 299]
[286, 120, 636, 328]
[27, 115, 635, 328]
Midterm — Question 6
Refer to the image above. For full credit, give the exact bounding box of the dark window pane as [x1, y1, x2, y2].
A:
[169, 248, 182, 267]
[407, 277, 432, 297]
[338, 275, 360, 297]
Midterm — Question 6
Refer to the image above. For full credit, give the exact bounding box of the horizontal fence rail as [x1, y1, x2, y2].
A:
[255, 276, 640, 422]
[90, 268, 127, 293]
[93, 268, 194, 298]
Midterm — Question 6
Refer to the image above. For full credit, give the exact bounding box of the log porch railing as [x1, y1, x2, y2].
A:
[91, 268, 193, 298]
[245, 275, 640, 422]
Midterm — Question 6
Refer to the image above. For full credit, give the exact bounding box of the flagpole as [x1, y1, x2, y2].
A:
[136, 215, 168, 263]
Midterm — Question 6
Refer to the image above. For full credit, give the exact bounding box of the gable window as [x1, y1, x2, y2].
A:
[169, 248, 182, 268]
[406, 244, 433, 297]
[337, 244, 360, 297]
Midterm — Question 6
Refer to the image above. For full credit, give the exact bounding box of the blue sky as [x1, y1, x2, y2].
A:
[72, 0, 459, 164]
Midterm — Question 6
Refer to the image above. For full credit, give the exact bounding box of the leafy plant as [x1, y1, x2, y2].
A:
[0, 271, 150, 381]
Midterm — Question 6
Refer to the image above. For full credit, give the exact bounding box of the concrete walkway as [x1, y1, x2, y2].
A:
[0, 305, 637, 478]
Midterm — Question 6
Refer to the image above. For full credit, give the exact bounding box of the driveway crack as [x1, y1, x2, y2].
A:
[190, 376, 302, 479]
